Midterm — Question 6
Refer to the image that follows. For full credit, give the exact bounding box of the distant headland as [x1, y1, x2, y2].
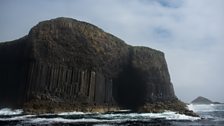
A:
[191, 96, 221, 104]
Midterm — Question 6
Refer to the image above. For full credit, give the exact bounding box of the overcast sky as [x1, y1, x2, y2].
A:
[0, 0, 223, 103]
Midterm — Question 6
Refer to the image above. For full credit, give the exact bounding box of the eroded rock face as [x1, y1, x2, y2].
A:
[0, 17, 177, 111]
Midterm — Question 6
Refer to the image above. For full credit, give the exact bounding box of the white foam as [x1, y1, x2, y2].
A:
[159, 111, 200, 120]
[97, 111, 200, 121]
[93, 124, 115, 126]
[0, 115, 36, 121]
[57, 111, 88, 115]
[114, 109, 131, 112]
[187, 104, 194, 111]
[140, 111, 200, 120]
[0, 109, 201, 124]
[0, 108, 23, 115]
[25, 117, 124, 124]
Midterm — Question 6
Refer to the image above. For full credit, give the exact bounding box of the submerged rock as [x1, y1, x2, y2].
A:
[0, 17, 189, 114]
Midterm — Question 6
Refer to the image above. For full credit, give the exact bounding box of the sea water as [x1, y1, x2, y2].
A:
[0, 104, 223, 126]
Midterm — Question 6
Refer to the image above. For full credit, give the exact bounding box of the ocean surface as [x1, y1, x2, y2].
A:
[0, 104, 223, 126]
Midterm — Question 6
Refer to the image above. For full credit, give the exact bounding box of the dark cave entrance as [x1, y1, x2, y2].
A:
[113, 65, 147, 110]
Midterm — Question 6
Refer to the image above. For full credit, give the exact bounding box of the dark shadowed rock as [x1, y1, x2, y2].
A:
[0, 17, 189, 114]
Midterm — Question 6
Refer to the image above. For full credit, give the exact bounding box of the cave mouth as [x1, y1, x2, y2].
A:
[114, 65, 147, 110]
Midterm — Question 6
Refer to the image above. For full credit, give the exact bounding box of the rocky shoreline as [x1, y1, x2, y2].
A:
[23, 99, 198, 117]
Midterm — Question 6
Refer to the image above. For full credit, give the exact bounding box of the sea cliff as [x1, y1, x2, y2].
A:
[0, 17, 195, 116]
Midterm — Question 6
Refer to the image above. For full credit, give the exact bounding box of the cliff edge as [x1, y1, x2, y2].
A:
[0, 17, 193, 115]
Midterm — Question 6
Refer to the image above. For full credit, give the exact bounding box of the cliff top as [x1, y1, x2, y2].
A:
[25, 17, 164, 74]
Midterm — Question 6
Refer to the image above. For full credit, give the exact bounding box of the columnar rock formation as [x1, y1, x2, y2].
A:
[0, 17, 178, 112]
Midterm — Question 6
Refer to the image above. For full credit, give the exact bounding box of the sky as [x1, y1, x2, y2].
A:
[0, 0, 223, 103]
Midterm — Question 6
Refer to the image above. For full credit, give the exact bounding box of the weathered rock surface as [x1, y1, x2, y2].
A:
[0, 17, 185, 114]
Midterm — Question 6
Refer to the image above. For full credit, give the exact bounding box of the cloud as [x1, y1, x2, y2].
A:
[142, 0, 183, 8]
[0, 0, 223, 102]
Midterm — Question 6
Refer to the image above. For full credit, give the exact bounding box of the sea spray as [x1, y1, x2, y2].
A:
[0, 108, 23, 116]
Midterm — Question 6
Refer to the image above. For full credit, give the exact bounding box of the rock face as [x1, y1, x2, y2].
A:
[0, 17, 177, 112]
[191, 96, 213, 104]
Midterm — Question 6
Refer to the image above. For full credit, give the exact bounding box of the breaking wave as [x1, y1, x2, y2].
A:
[0, 109, 200, 125]
[187, 104, 224, 122]
[0, 108, 23, 116]
[1, 105, 224, 125]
